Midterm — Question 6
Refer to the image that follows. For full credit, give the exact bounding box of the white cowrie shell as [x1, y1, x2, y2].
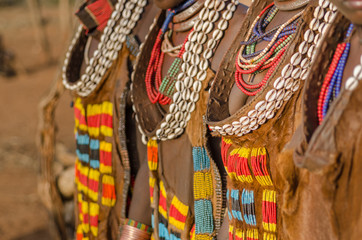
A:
[194, 19, 204, 32]
[175, 81, 185, 92]
[313, 6, 324, 19]
[199, 8, 209, 21]
[191, 54, 200, 65]
[184, 76, 193, 88]
[202, 21, 213, 34]
[188, 66, 198, 77]
[175, 128, 183, 135]
[156, 129, 163, 137]
[205, 0, 214, 9]
[232, 121, 241, 127]
[307, 45, 315, 59]
[169, 120, 178, 128]
[266, 89, 277, 102]
[240, 116, 250, 126]
[207, 39, 217, 49]
[193, 81, 202, 92]
[282, 64, 293, 78]
[166, 114, 173, 123]
[199, 60, 209, 71]
[345, 77, 359, 91]
[353, 65, 362, 79]
[248, 110, 257, 118]
[197, 71, 207, 81]
[169, 104, 178, 114]
[212, 29, 223, 41]
[179, 100, 187, 111]
[164, 128, 172, 135]
[179, 121, 187, 128]
[181, 62, 189, 73]
[292, 80, 301, 92]
[215, 0, 226, 11]
[182, 88, 191, 100]
[185, 41, 193, 52]
[183, 51, 192, 64]
[292, 67, 302, 79]
[275, 100, 283, 110]
[276, 89, 286, 101]
[257, 110, 266, 120]
[175, 112, 183, 122]
[301, 69, 309, 80]
[222, 9, 233, 20]
[173, 92, 182, 103]
[167, 133, 176, 140]
[266, 110, 275, 119]
[203, 48, 213, 59]
[266, 101, 276, 111]
[193, 43, 203, 55]
[249, 118, 258, 128]
[197, 32, 207, 44]
[309, 18, 320, 31]
[218, 19, 228, 30]
[190, 92, 200, 102]
[258, 117, 266, 125]
[187, 102, 196, 112]
[304, 29, 314, 43]
[318, 22, 326, 34]
[286, 78, 294, 91]
[189, 31, 198, 43]
[319, 0, 329, 8]
[283, 90, 293, 101]
[314, 33, 321, 45]
[291, 52, 302, 66]
[298, 41, 308, 55]
[208, 10, 220, 22]
[160, 122, 169, 129]
[274, 77, 285, 90]
[255, 100, 266, 111]
[330, 3, 338, 11]
[301, 58, 309, 69]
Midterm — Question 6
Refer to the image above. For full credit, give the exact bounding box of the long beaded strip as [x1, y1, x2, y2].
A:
[131, 0, 238, 142]
[317, 23, 353, 124]
[124, 218, 153, 234]
[145, 0, 196, 105]
[235, 3, 303, 96]
[209, 0, 338, 137]
[62, 0, 147, 97]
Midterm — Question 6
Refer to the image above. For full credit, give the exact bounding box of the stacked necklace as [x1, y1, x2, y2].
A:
[62, 0, 147, 97]
[145, 0, 196, 105]
[317, 23, 354, 124]
[235, 3, 303, 96]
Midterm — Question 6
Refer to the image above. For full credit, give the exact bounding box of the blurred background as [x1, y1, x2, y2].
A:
[0, 0, 80, 239]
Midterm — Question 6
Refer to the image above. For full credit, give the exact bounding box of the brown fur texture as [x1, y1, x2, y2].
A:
[283, 14, 362, 240]
[205, 0, 319, 238]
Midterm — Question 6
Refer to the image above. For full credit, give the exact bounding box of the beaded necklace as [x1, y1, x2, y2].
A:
[62, 0, 147, 97]
[235, 3, 303, 96]
[145, 0, 196, 105]
[209, 0, 339, 137]
[317, 23, 354, 124]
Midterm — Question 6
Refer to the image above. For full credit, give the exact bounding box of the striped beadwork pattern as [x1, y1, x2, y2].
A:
[250, 148, 273, 186]
[230, 189, 243, 222]
[242, 190, 257, 226]
[74, 98, 116, 238]
[262, 190, 276, 232]
[222, 138, 276, 239]
[192, 147, 214, 239]
[147, 139, 158, 171]
[147, 140, 191, 239]
[169, 196, 189, 231]
[228, 148, 253, 183]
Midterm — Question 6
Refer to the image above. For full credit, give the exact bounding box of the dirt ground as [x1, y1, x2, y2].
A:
[0, 3, 77, 240]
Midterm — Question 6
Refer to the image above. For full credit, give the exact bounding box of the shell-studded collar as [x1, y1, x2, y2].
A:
[206, 0, 338, 138]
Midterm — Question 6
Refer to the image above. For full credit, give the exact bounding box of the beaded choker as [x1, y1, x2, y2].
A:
[145, 0, 196, 105]
[235, 3, 303, 96]
[62, 0, 147, 97]
[317, 23, 354, 124]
